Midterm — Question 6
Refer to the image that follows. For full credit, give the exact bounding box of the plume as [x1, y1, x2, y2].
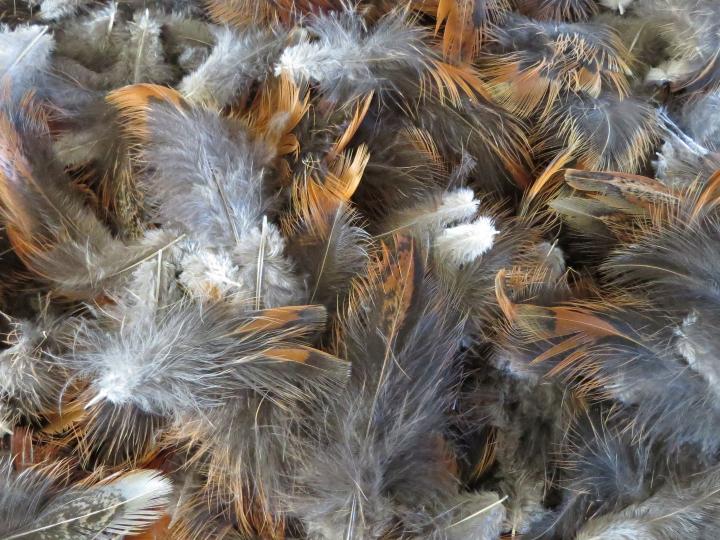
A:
[537, 92, 660, 172]
[36, 0, 94, 21]
[0, 95, 161, 299]
[54, 98, 145, 237]
[108, 83, 305, 306]
[0, 26, 54, 107]
[51, 4, 120, 71]
[517, 0, 598, 21]
[636, 0, 720, 93]
[3, 1, 720, 537]
[495, 274, 720, 457]
[482, 15, 631, 118]
[205, 0, 338, 26]
[287, 236, 471, 538]
[275, 8, 487, 107]
[161, 15, 215, 74]
[576, 467, 720, 540]
[525, 410, 655, 539]
[74, 301, 349, 418]
[350, 121, 445, 219]
[0, 459, 172, 539]
[415, 97, 531, 190]
[599, 0, 635, 14]
[180, 26, 287, 108]
[283, 150, 371, 310]
[416, 0, 512, 61]
[110, 9, 174, 86]
[549, 168, 677, 258]
[108, 84, 275, 247]
[0, 311, 69, 431]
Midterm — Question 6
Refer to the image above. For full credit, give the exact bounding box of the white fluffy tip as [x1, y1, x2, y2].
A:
[438, 188, 480, 227]
[436, 216, 499, 267]
[274, 44, 313, 80]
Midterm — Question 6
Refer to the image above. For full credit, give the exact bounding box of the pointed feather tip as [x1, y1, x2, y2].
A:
[238, 305, 328, 334]
[264, 345, 351, 384]
[113, 469, 173, 502]
[101, 470, 173, 535]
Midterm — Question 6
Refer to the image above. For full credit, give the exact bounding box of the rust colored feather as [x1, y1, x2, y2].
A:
[107, 84, 187, 142]
[326, 144, 370, 201]
[247, 73, 311, 157]
[428, 59, 493, 105]
[205, 0, 337, 26]
[690, 169, 720, 221]
[234, 305, 327, 334]
[419, 0, 510, 61]
[375, 235, 417, 338]
[326, 92, 374, 163]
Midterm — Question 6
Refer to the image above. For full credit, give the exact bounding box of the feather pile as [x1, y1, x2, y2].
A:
[1, 0, 720, 538]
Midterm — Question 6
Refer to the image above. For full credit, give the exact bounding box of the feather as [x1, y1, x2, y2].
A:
[434, 215, 499, 267]
[517, 0, 598, 21]
[230, 221, 307, 307]
[380, 187, 480, 239]
[414, 96, 531, 190]
[36, 0, 94, 21]
[52, 4, 122, 78]
[108, 84, 275, 247]
[76, 400, 167, 467]
[602, 176, 720, 308]
[283, 155, 371, 310]
[576, 467, 720, 540]
[445, 492, 507, 539]
[482, 15, 631, 119]
[0, 95, 161, 299]
[275, 9, 487, 107]
[599, 0, 635, 14]
[3, 3, 720, 538]
[288, 236, 469, 538]
[538, 92, 660, 173]
[167, 478, 245, 539]
[497, 279, 720, 456]
[0, 25, 54, 108]
[205, 0, 338, 26]
[74, 301, 349, 417]
[115, 9, 174, 86]
[0, 459, 172, 539]
[654, 136, 720, 188]
[108, 83, 307, 306]
[246, 71, 311, 158]
[636, 0, 720, 93]
[180, 26, 288, 108]
[54, 98, 145, 238]
[161, 15, 215, 74]
[350, 120, 445, 220]
[679, 91, 720, 152]
[418, 0, 512, 61]
[549, 169, 677, 250]
[525, 410, 654, 539]
[0, 312, 69, 430]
